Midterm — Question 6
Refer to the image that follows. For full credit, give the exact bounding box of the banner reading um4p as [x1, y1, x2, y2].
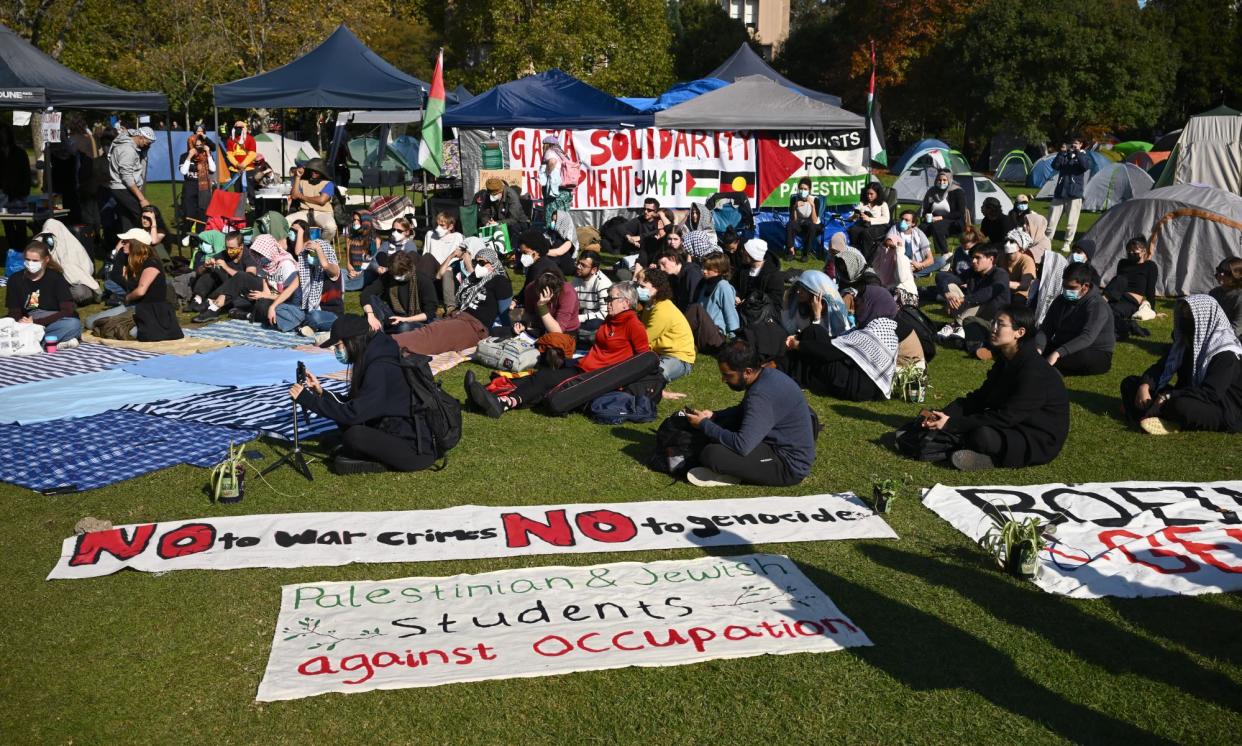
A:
[48, 493, 897, 580]
[256, 553, 870, 701]
[922, 481, 1242, 598]
[758, 130, 869, 208]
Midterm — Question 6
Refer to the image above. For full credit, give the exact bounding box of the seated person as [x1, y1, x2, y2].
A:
[734, 238, 785, 328]
[1038, 261, 1114, 376]
[436, 236, 485, 313]
[515, 229, 560, 294]
[638, 269, 696, 383]
[825, 231, 867, 285]
[931, 225, 985, 303]
[656, 247, 703, 313]
[515, 268, 579, 338]
[6, 240, 82, 348]
[692, 253, 741, 341]
[343, 211, 382, 291]
[851, 270, 900, 328]
[572, 250, 613, 338]
[464, 282, 650, 417]
[900, 304, 1069, 471]
[681, 340, 816, 487]
[872, 232, 918, 307]
[1009, 193, 1032, 224]
[284, 158, 338, 241]
[186, 231, 245, 312]
[382, 218, 417, 255]
[361, 249, 437, 334]
[393, 247, 511, 356]
[1210, 256, 1242, 340]
[919, 168, 966, 256]
[781, 269, 850, 338]
[937, 243, 1011, 347]
[601, 197, 660, 257]
[786, 316, 898, 402]
[281, 224, 343, 336]
[1105, 237, 1159, 338]
[1002, 232, 1036, 302]
[290, 316, 438, 474]
[545, 202, 579, 277]
[1020, 209, 1051, 261]
[121, 235, 183, 342]
[473, 177, 527, 228]
[34, 218, 99, 304]
[787, 177, 822, 261]
[845, 182, 890, 260]
[1120, 295, 1242, 435]
[638, 207, 676, 268]
[979, 196, 1016, 243]
[418, 211, 464, 285]
[140, 205, 172, 263]
[192, 234, 297, 325]
[890, 210, 942, 278]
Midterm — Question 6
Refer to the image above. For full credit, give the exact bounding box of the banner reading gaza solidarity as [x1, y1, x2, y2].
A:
[506, 128, 756, 210]
[48, 494, 896, 580]
[758, 130, 868, 208]
[257, 553, 870, 701]
[922, 481, 1242, 598]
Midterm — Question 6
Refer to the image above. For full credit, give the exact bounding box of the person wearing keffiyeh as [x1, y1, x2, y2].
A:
[392, 246, 512, 356]
[786, 316, 898, 401]
[1120, 295, 1242, 434]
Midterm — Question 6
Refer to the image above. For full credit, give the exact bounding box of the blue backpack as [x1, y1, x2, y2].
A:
[712, 202, 742, 233]
[589, 391, 657, 425]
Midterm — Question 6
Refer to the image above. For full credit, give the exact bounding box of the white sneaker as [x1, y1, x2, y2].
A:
[1133, 301, 1156, 321]
[937, 323, 964, 340]
[58, 338, 80, 350]
[687, 467, 741, 487]
[298, 325, 316, 338]
[313, 331, 332, 346]
[936, 323, 956, 338]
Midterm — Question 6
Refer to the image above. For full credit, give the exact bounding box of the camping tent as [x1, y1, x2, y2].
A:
[1030, 150, 1112, 191]
[451, 85, 474, 104]
[1112, 141, 1152, 159]
[1089, 185, 1242, 296]
[1127, 150, 1170, 171]
[443, 69, 651, 128]
[892, 168, 1013, 221]
[213, 25, 446, 109]
[706, 43, 841, 107]
[1151, 129, 1182, 152]
[1154, 105, 1242, 195]
[995, 150, 1033, 182]
[891, 139, 971, 176]
[1081, 162, 1154, 211]
[0, 23, 167, 110]
[654, 76, 863, 130]
[254, 133, 319, 177]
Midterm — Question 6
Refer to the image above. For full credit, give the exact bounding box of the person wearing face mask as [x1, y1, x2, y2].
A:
[1001, 231, 1036, 302]
[680, 340, 816, 487]
[1037, 262, 1114, 376]
[282, 225, 343, 337]
[514, 229, 558, 293]
[384, 218, 415, 254]
[285, 158, 338, 241]
[1105, 237, 1159, 339]
[342, 211, 381, 291]
[734, 238, 784, 328]
[1009, 193, 1034, 224]
[786, 176, 822, 262]
[107, 126, 156, 231]
[290, 315, 439, 474]
[1047, 137, 1092, 248]
[638, 269, 696, 383]
[473, 177, 527, 228]
[6, 240, 82, 348]
[890, 210, 939, 278]
[918, 168, 966, 256]
[360, 249, 437, 334]
[1120, 295, 1242, 435]
[392, 247, 512, 356]
[224, 120, 258, 206]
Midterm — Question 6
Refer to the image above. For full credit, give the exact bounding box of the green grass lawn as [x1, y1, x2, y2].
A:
[2, 184, 1240, 743]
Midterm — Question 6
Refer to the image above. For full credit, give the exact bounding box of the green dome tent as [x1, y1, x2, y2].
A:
[994, 149, 1033, 182]
[1112, 141, 1152, 159]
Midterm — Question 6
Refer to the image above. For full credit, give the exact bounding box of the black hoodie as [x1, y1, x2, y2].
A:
[296, 332, 419, 441]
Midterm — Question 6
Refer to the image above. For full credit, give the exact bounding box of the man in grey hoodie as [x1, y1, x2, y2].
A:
[108, 126, 154, 231]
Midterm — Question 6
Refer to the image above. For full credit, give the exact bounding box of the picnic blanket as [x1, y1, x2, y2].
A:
[0, 370, 223, 424]
[184, 320, 310, 349]
[0, 410, 254, 493]
[321, 347, 476, 381]
[123, 380, 351, 441]
[83, 332, 232, 355]
[121, 346, 344, 387]
[0, 344, 159, 389]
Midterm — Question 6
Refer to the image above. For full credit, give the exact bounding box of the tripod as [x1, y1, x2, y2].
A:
[261, 399, 314, 481]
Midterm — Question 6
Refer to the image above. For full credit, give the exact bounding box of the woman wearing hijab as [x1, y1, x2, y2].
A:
[918, 168, 966, 256]
[781, 270, 850, 338]
[33, 218, 100, 304]
[905, 303, 1070, 471]
[1021, 210, 1052, 261]
[1120, 295, 1242, 434]
[786, 316, 899, 401]
[1210, 257, 1242, 340]
[392, 247, 512, 356]
[1030, 234, 1069, 326]
[873, 231, 918, 307]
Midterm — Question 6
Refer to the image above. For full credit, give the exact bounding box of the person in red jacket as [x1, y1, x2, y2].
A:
[465, 281, 650, 416]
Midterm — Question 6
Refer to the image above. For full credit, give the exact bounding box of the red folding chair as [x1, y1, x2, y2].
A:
[205, 173, 247, 232]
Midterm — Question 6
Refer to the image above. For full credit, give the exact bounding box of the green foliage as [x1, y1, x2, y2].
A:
[671, 0, 751, 81]
[1146, 0, 1239, 126]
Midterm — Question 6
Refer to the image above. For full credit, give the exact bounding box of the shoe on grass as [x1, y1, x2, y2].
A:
[686, 467, 741, 487]
[1139, 417, 1180, 435]
[464, 370, 505, 418]
[951, 449, 995, 472]
[330, 454, 389, 475]
[228, 308, 252, 321]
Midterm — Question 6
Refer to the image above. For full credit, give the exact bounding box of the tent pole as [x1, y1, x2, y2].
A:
[165, 111, 179, 230]
[281, 109, 286, 179]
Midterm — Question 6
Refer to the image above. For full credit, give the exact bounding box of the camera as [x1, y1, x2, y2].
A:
[296, 361, 307, 384]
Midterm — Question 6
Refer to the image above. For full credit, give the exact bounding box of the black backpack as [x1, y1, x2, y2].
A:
[898, 306, 938, 362]
[398, 353, 462, 461]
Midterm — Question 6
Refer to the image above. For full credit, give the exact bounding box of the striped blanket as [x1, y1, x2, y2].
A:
[122, 381, 352, 441]
[184, 320, 309, 349]
[0, 343, 159, 389]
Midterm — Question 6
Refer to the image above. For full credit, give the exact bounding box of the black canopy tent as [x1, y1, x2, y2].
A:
[0, 23, 173, 210]
[707, 43, 842, 108]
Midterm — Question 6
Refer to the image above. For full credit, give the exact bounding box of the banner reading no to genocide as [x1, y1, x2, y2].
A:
[256, 553, 871, 701]
[758, 129, 868, 208]
[48, 493, 897, 580]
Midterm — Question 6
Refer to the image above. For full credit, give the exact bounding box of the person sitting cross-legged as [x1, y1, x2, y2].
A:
[637, 268, 696, 384]
[6, 240, 83, 348]
[360, 248, 438, 335]
[679, 339, 817, 487]
[392, 247, 512, 356]
[1037, 261, 1115, 376]
[937, 243, 1011, 350]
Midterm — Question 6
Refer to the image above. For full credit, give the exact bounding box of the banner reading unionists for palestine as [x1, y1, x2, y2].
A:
[506, 128, 756, 210]
[758, 129, 869, 208]
[256, 553, 871, 701]
[48, 494, 897, 580]
[922, 481, 1242, 599]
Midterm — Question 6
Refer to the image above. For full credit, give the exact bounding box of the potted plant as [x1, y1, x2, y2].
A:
[979, 504, 1053, 580]
[891, 363, 929, 403]
[871, 476, 905, 514]
[211, 442, 248, 504]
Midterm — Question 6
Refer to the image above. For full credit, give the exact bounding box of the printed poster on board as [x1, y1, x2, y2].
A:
[758, 129, 868, 208]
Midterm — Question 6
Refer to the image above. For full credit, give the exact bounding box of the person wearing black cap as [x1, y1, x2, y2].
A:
[286, 157, 339, 241]
[515, 228, 558, 294]
[288, 315, 437, 474]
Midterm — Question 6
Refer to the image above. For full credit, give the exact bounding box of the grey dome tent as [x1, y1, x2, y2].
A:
[894, 168, 1013, 222]
[995, 149, 1032, 183]
[1089, 185, 1242, 296]
[1081, 162, 1154, 211]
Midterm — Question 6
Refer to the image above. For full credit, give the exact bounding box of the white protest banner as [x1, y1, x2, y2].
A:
[49, 493, 897, 580]
[922, 481, 1242, 598]
[757, 130, 868, 208]
[256, 553, 870, 701]
[507, 127, 756, 209]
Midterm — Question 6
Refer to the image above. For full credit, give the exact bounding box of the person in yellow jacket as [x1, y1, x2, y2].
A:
[637, 268, 695, 383]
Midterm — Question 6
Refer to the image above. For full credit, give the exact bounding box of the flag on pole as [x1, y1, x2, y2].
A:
[867, 41, 887, 168]
[418, 50, 445, 178]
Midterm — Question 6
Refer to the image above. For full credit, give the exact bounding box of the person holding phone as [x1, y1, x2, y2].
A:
[1047, 137, 1092, 248]
[179, 131, 216, 224]
[846, 183, 891, 260]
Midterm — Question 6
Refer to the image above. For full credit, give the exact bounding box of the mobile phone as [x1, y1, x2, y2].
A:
[296, 361, 307, 384]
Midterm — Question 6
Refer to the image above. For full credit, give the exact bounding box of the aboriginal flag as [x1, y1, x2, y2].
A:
[718, 171, 755, 198]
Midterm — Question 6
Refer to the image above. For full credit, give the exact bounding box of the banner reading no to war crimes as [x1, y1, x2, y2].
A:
[758, 130, 868, 208]
[506, 128, 756, 210]
[257, 553, 870, 701]
[922, 481, 1242, 599]
[48, 494, 896, 580]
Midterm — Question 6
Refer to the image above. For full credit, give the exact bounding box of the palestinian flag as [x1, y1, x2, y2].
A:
[418, 50, 445, 178]
[686, 169, 719, 197]
[718, 171, 755, 198]
[867, 41, 888, 167]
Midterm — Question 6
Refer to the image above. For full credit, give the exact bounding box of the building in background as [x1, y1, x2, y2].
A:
[719, 0, 790, 58]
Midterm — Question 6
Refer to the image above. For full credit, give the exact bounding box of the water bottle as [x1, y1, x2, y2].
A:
[44, 334, 59, 354]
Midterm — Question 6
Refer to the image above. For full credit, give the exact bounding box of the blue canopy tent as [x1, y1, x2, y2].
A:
[451, 85, 474, 105]
[444, 69, 651, 129]
[707, 43, 842, 107]
[622, 78, 730, 113]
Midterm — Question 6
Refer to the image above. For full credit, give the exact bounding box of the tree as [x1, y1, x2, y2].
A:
[1, 0, 88, 59]
[672, 0, 750, 81]
[1146, 0, 1239, 126]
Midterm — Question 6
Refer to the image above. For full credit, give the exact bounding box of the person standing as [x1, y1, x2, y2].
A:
[1046, 138, 1092, 248]
[0, 124, 32, 251]
[179, 130, 216, 225]
[107, 126, 155, 232]
[224, 120, 258, 206]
